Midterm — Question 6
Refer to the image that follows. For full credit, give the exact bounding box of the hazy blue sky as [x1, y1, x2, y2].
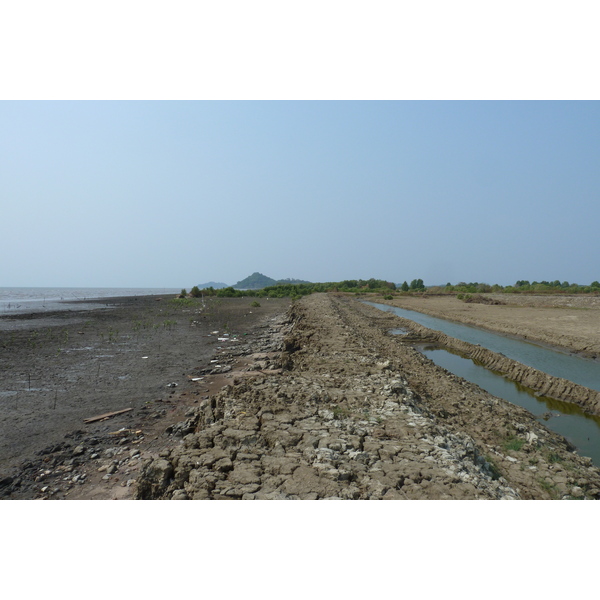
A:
[1, 101, 599, 288]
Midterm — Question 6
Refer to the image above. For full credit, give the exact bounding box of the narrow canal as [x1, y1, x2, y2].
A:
[365, 301, 600, 465]
[365, 302, 600, 392]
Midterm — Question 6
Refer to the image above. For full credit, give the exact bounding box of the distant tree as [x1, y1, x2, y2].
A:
[401, 281, 409, 292]
[190, 286, 201, 297]
[410, 279, 425, 290]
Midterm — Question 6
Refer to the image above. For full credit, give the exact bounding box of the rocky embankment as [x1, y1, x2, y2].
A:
[137, 294, 600, 500]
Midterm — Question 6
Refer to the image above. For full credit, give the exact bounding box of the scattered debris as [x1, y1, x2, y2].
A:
[83, 408, 133, 424]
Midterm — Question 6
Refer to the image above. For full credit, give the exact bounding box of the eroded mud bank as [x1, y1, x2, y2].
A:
[391, 319, 600, 416]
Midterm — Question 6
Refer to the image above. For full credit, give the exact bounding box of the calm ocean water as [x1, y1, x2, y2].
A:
[0, 287, 181, 315]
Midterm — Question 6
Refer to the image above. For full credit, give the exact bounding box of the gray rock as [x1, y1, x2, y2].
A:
[171, 489, 190, 500]
[136, 458, 174, 499]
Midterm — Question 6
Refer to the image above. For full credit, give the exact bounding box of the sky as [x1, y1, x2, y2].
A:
[2, 100, 599, 288]
[1, 3, 599, 290]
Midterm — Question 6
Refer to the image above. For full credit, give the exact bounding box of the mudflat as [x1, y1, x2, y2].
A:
[0, 294, 290, 498]
[381, 293, 600, 358]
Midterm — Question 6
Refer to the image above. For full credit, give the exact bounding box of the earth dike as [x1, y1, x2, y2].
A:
[137, 294, 600, 500]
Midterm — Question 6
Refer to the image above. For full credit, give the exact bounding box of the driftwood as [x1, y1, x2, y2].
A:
[83, 407, 133, 424]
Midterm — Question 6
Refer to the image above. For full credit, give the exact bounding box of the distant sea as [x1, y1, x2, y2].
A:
[0, 287, 181, 315]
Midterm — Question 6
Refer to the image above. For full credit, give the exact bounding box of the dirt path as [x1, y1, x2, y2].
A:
[379, 293, 600, 358]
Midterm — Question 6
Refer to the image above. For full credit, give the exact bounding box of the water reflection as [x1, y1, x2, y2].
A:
[417, 343, 600, 466]
[366, 301, 600, 392]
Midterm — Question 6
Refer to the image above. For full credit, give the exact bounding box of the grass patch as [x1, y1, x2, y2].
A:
[170, 297, 196, 307]
[502, 435, 525, 453]
[538, 478, 558, 498]
[547, 451, 562, 464]
[332, 406, 350, 419]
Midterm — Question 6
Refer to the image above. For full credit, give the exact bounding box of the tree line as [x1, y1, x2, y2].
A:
[432, 280, 600, 294]
[177, 277, 600, 302]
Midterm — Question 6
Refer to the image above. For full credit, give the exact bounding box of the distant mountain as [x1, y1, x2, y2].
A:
[196, 281, 228, 289]
[232, 272, 312, 290]
[233, 272, 277, 290]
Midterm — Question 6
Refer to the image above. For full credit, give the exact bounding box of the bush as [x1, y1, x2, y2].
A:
[250, 301, 261, 307]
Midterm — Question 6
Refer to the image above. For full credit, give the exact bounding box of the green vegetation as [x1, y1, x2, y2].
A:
[547, 451, 562, 464]
[250, 301, 261, 307]
[332, 406, 350, 419]
[502, 435, 525, 453]
[410, 278, 425, 291]
[170, 297, 195, 306]
[434, 280, 600, 295]
[196, 277, 397, 299]
[181, 273, 600, 303]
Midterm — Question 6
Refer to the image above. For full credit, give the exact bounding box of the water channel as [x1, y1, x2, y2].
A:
[364, 301, 600, 465]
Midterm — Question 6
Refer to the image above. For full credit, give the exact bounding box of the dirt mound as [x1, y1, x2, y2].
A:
[461, 294, 505, 305]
